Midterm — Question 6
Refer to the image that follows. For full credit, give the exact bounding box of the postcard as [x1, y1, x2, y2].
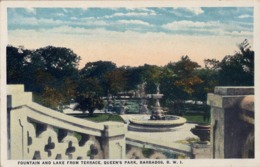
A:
[1, 0, 260, 167]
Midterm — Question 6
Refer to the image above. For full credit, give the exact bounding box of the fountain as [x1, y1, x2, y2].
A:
[150, 84, 165, 120]
[128, 84, 186, 132]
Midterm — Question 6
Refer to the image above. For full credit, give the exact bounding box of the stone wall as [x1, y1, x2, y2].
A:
[208, 87, 254, 158]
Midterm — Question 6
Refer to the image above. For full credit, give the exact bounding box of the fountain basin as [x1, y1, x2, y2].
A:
[128, 115, 186, 132]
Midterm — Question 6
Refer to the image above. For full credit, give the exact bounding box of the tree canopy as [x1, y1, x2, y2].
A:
[7, 39, 254, 115]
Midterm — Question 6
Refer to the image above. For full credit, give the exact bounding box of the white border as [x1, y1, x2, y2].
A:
[1, 1, 260, 167]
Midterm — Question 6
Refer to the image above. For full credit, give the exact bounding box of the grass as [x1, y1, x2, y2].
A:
[182, 113, 210, 124]
[83, 113, 125, 123]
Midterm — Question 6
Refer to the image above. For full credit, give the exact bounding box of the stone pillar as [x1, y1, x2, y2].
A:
[7, 85, 33, 159]
[102, 122, 127, 159]
[207, 87, 254, 158]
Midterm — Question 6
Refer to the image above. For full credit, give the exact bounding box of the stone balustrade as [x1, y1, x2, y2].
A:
[7, 85, 127, 160]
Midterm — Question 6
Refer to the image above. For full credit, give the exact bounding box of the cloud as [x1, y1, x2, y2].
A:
[47, 26, 92, 34]
[104, 11, 156, 19]
[9, 14, 108, 28]
[10, 16, 64, 26]
[125, 8, 157, 15]
[25, 8, 36, 15]
[83, 20, 108, 26]
[117, 20, 150, 26]
[9, 15, 61, 26]
[238, 14, 253, 19]
[57, 13, 65, 17]
[70, 17, 78, 20]
[162, 20, 218, 31]
[162, 20, 253, 37]
[115, 12, 150, 17]
[185, 7, 204, 15]
[173, 7, 204, 15]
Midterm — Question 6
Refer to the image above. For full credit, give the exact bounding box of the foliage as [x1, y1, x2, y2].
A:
[74, 94, 105, 116]
[163, 56, 202, 101]
[104, 69, 127, 94]
[80, 61, 116, 79]
[31, 46, 80, 79]
[7, 45, 32, 84]
[7, 40, 254, 115]
[193, 68, 218, 102]
[7, 45, 80, 110]
[218, 39, 254, 86]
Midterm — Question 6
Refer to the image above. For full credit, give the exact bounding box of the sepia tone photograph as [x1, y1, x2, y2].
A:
[1, 1, 259, 167]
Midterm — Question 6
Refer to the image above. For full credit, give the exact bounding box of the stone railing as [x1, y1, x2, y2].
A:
[7, 85, 127, 160]
[208, 86, 254, 158]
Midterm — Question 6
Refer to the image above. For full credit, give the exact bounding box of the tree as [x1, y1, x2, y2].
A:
[168, 55, 202, 100]
[74, 61, 117, 115]
[7, 45, 81, 109]
[79, 61, 117, 96]
[7, 45, 32, 84]
[218, 39, 254, 86]
[80, 61, 116, 79]
[119, 66, 141, 91]
[74, 94, 104, 116]
[161, 56, 202, 115]
[30, 46, 81, 109]
[193, 68, 218, 102]
[31, 46, 80, 79]
[77, 77, 102, 94]
[204, 59, 220, 70]
[104, 69, 127, 94]
[159, 66, 177, 105]
[138, 64, 162, 94]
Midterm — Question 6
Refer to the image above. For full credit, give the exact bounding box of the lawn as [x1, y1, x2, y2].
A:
[182, 113, 210, 124]
[83, 113, 125, 123]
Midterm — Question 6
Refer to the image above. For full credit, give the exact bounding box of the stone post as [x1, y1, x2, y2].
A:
[102, 122, 127, 159]
[8, 85, 33, 159]
[207, 87, 254, 158]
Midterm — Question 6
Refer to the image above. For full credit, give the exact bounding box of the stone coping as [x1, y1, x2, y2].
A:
[214, 86, 254, 95]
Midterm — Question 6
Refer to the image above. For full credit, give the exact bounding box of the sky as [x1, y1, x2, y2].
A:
[7, 7, 254, 68]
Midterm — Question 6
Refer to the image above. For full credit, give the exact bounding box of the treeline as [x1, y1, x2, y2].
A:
[7, 39, 254, 114]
